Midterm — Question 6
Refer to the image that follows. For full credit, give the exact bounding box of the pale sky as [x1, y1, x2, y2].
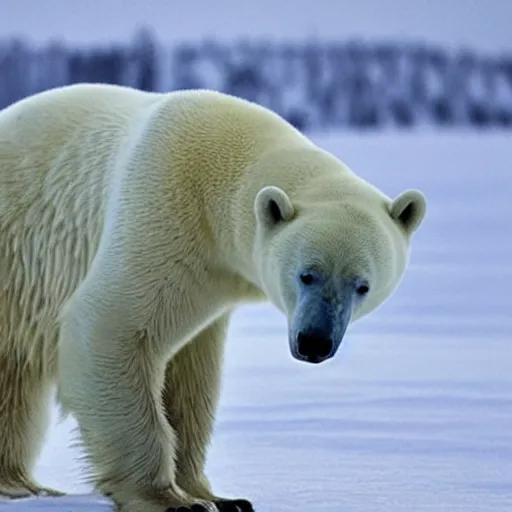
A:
[0, 0, 511, 52]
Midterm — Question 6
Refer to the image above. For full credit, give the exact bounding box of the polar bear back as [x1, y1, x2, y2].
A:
[0, 84, 160, 216]
[0, 85, 163, 359]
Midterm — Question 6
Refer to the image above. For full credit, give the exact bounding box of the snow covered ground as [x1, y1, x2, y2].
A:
[1, 129, 510, 512]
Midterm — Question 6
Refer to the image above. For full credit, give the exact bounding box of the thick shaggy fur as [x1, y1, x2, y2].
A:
[0, 84, 426, 511]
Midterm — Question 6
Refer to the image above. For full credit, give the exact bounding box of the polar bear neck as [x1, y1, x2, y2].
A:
[140, 91, 313, 297]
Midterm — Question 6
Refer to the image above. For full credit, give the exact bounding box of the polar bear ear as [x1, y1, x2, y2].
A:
[389, 189, 427, 235]
[254, 186, 295, 228]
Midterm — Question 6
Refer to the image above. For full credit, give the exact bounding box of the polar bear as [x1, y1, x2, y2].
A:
[0, 84, 426, 511]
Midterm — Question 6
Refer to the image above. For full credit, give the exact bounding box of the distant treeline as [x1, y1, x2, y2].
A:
[1, 28, 512, 130]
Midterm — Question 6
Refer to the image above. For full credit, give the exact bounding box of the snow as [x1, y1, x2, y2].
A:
[1, 129, 510, 511]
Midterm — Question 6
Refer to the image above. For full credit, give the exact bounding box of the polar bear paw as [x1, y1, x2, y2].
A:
[166, 498, 254, 511]
[0, 481, 64, 499]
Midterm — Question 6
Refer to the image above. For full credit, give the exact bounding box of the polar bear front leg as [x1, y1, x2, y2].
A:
[162, 315, 229, 500]
[162, 314, 254, 512]
[56, 274, 217, 512]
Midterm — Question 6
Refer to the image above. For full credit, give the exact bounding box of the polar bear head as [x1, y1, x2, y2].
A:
[252, 147, 426, 364]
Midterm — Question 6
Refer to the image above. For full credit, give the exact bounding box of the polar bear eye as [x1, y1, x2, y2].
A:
[299, 272, 315, 286]
[355, 282, 370, 296]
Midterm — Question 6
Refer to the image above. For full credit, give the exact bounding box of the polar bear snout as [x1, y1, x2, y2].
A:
[290, 274, 357, 364]
[296, 329, 334, 364]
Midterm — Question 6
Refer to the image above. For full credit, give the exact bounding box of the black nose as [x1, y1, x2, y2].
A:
[296, 330, 333, 363]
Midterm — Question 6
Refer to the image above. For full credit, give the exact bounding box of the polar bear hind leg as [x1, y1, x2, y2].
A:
[0, 354, 64, 498]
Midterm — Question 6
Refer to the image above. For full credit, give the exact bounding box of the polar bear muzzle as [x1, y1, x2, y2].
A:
[290, 272, 359, 364]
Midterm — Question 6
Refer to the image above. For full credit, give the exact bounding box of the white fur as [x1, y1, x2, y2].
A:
[0, 84, 426, 511]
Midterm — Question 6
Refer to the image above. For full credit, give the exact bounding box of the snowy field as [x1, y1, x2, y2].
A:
[1, 129, 510, 512]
